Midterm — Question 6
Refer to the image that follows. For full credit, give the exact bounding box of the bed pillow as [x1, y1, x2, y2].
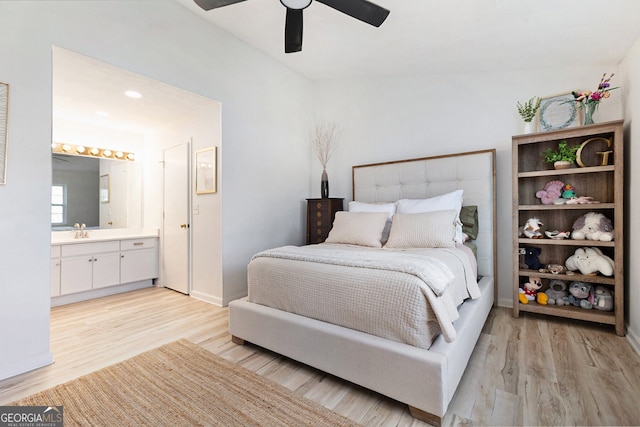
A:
[384, 210, 457, 249]
[348, 201, 397, 244]
[348, 201, 396, 218]
[325, 211, 389, 248]
[396, 189, 464, 243]
[460, 205, 479, 240]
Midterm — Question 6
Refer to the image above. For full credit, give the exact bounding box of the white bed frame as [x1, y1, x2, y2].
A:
[229, 149, 497, 426]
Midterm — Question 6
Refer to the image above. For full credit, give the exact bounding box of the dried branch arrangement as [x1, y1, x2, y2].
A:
[311, 120, 341, 169]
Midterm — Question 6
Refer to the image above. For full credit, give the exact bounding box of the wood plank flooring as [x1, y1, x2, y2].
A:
[1, 287, 639, 426]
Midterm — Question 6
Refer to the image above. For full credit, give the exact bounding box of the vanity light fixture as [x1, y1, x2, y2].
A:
[52, 142, 134, 162]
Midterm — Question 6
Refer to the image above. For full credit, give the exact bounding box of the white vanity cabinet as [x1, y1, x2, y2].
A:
[51, 231, 159, 306]
[120, 238, 158, 284]
[51, 246, 61, 297]
[60, 241, 121, 295]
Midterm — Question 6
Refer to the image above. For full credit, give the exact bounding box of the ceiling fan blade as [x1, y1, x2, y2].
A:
[316, 0, 389, 27]
[284, 8, 303, 53]
[193, 0, 247, 11]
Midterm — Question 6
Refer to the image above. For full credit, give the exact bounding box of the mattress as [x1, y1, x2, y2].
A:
[247, 243, 479, 349]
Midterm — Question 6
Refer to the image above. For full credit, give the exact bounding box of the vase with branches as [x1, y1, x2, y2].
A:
[311, 119, 341, 198]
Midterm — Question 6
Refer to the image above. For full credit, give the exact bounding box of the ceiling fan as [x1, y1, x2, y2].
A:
[193, 0, 390, 53]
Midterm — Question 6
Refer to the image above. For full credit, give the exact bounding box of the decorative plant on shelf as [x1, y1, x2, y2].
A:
[516, 97, 541, 123]
[542, 140, 580, 169]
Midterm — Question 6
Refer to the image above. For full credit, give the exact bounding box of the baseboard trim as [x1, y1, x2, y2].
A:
[626, 325, 640, 356]
[190, 290, 223, 307]
[0, 351, 53, 381]
[51, 280, 153, 307]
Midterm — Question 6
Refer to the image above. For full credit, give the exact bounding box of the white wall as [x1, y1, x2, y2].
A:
[313, 67, 624, 310]
[621, 36, 640, 352]
[0, 1, 312, 379]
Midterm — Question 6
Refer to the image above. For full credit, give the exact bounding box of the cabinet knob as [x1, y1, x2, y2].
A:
[316, 212, 322, 218]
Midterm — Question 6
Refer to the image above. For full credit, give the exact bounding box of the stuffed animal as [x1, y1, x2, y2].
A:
[522, 218, 544, 238]
[539, 263, 567, 275]
[591, 286, 614, 311]
[535, 180, 564, 205]
[561, 184, 576, 199]
[519, 276, 544, 304]
[522, 246, 544, 270]
[545, 280, 569, 306]
[565, 247, 614, 276]
[568, 281, 593, 309]
[566, 196, 600, 205]
[571, 212, 614, 241]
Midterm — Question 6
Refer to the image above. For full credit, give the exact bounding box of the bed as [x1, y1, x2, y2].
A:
[229, 149, 497, 426]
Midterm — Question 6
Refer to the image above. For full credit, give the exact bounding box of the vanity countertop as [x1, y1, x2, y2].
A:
[52, 228, 159, 245]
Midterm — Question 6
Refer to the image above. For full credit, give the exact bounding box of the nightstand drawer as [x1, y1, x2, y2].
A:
[306, 198, 343, 244]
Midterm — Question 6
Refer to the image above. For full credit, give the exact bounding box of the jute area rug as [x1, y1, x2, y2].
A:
[11, 339, 361, 426]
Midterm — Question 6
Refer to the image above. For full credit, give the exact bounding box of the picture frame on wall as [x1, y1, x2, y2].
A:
[0, 82, 9, 185]
[100, 174, 110, 203]
[195, 146, 216, 194]
[537, 92, 581, 132]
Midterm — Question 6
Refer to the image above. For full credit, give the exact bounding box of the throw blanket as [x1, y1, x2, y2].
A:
[250, 245, 472, 344]
[254, 245, 455, 296]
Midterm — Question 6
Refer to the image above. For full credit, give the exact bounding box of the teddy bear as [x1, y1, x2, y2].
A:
[565, 247, 614, 276]
[568, 281, 593, 309]
[591, 286, 614, 311]
[519, 276, 545, 304]
[571, 212, 614, 241]
[544, 280, 569, 306]
[521, 246, 544, 270]
[535, 180, 564, 205]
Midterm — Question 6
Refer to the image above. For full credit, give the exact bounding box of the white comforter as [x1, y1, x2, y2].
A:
[247, 243, 479, 349]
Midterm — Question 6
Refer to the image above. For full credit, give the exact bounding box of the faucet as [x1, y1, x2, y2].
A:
[73, 223, 89, 239]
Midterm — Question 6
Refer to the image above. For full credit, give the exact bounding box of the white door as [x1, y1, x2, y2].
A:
[163, 143, 190, 294]
[106, 162, 129, 228]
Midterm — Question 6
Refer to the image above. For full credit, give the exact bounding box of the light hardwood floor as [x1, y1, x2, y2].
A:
[1, 287, 639, 426]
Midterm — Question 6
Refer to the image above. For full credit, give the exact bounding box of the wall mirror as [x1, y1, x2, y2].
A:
[52, 153, 142, 230]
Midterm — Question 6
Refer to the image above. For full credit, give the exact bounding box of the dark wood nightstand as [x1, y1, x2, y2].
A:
[306, 198, 344, 244]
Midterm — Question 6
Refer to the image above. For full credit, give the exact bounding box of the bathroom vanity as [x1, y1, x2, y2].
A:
[51, 228, 159, 306]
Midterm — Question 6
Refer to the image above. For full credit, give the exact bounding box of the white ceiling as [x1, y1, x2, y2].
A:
[53, 47, 216, 135]
[53, 1, 640, 135]
[175, 0, 640, 81]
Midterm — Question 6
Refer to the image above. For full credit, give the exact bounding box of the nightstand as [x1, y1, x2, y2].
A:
[306, 198, 344, 244]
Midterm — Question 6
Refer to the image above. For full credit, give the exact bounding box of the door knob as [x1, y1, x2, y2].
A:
[180, 224, 189, 229]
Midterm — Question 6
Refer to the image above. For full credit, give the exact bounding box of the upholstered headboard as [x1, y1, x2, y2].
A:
[352, 149, 496, 286]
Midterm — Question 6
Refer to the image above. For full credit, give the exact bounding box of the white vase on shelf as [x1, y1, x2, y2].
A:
[523, 121, 535, 134]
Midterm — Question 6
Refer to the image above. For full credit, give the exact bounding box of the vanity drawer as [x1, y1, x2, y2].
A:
[61, 241, 120, 257]
[120, 238, 158, 251]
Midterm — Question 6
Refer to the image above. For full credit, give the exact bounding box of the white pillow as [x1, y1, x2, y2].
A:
[348, 201, 396, 219]
[348, 201, 397, 245]
[384, 210, 457, 249]
[325, 211, 389, 248]
[396, 189, 464, 243]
